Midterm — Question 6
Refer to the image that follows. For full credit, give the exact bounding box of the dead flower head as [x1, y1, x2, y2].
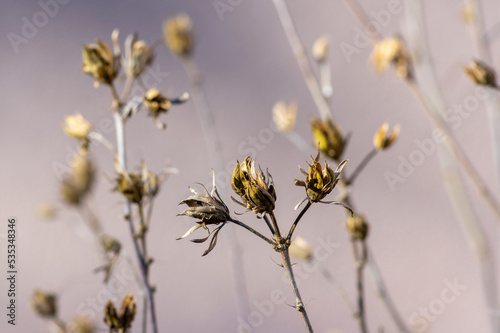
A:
[31, 290, 57, 318]
[143, 89, 189, 129]
[122, 33, 156, 78]
[60, 153, 95, 206]
[178, 170, 230, 256]
[232, 157, 277, 215]
[370, 37, 411, 79]
[311, 118, 346, 161]
[63, 113, 93, 150]
[465, 59, 497, 88]
[347, 214, 369, 240]
[272, 101, 297, 133]
[295, 150, 352, 214]
[163, 14, 194, 58]
[373, 123, 400, 150]
[104, 293, 136, 331]
[114, 161, 162, 204]
[82, 38, 119, 86]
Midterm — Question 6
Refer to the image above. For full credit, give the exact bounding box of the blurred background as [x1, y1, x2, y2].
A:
[2, 0, 500, 332]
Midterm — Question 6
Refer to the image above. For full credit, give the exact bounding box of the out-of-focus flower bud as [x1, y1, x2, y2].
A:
[31, 290, 57, 318]
[465, 59, 498, 88]
[311, 118, 346, 161]
[289, 236, 314, 262]
[370, 37, 411, 79]
[373, 123, 400, 151]
[347, 215, 369, 240]
[163, 14, 194, 58]
[312, 36, 329, 62]
[273, 101, 297, 133]
[82, 39, 118, 85]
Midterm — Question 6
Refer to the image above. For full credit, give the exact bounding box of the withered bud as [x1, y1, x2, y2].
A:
[63, 114, 93, 140]
[115, 171, 144, 204]
[163, 14, 194, 58]
[311, 118, 346, 161]
[272, 101, 297, 133]
[373, 123, 400, 151]
[82, 38, 118, 85]
[31, 290, 57, 318]
[232, 157, 277, 215]
[295, 151, 347, 203]
[465, 60, 497, 88]
[347, 215, 369, 240]
[289, 237, 314, 262]
[123, 33, 156, 78]
[312, 36, 329, 62]
[370, 37, 411, 79]
[60, 153, 95, 206]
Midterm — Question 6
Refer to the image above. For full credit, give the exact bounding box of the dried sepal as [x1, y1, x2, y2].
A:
[370, 37, 411, 79]
[465, 59, 498, 88]
[272, 101, 297, 133]
[163, 14, 194, 58]
[231, 157, 277, 215]
[310, 118, 346, 161]
[31, 290, 57, 318]
[373, 123, 400, 150]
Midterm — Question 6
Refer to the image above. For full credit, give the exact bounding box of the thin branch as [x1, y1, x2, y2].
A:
[229, 218, 277, 246]
[269, 211, 283, 239]
[279, 248, 314, 333]
[352, 239, 368, 333]
[286, 201, 312, 242]
[272, 0, 333, 121]
[263, 214, 277, 236]
[346, 148, 378, 185]
[342, 0, 380, 43]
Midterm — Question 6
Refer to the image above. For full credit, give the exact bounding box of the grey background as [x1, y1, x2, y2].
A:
[1, 0, 500, 332]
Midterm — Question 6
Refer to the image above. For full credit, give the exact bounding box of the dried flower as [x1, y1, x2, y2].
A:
[122, 33, 156, 78]
[104, 294, 136, 331]
[373, 123, 400, 150]
[31, 290, 57, 318]
[143, 89, 171, 129]
[295, 150, 352, 215]
[370, 37, 411, 79]
[63, 114, 93, 140]
[232, 157, 277, 215]
[465, 60, 497, 88]
[163, 14, 194, 58]
[82, 38, 118, 85]
[67, 316, 94, 333]
[273, 101, 297, 133]
[60, 153, 95, 205]
[289, 237, 313, 262]
[115, 171, 144, 204]
[178, 171, 230, 256]
[311, 118, 346, 161]
[312, 36, 329, 62]
[101, 234, 121, 255]
[347, 215, 369, 240]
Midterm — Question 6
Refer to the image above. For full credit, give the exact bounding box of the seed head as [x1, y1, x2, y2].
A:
[82, 38, 118, 85]
[272, 101, 297, 133]
[373, 123, 400, 150]
[347, 215, 369, 240]
[311, 118, 346, 161]
[232, 157, 277, 215]
[31, 290, 57, 318]
[465, 59, 497, 88]
[122, 33, 156, 78]
[370, 37, 411, 79]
